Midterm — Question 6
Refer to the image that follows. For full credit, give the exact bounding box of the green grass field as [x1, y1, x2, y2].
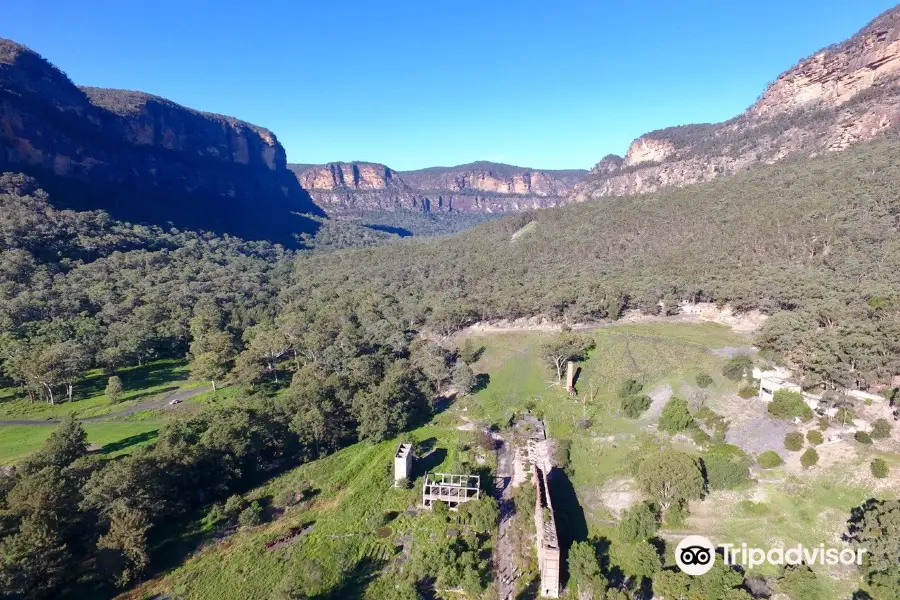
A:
[0, 421, 162, 464]
[0, 359, 191, 465]
[0, 359, 192, 420]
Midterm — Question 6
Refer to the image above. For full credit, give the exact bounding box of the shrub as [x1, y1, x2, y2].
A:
[273, 487, 299, 508]
[238, 501, 263, 527]
[396, 477, 411, 490]
[871, 419, 892, 440]
[619, 378, 643, 398]
[702, 444, 751, 490]
[834, 406, 856, 425]
[806, 430, 823, 446]
[690, 427, 711, 445]
[784, 432, 804, 451]
[223, 494, 246, 518]
[758, 450, 783, 468]
[659, 397, 693, 433]
[737, 385, 757, 399]
[871, 458, 890, 479]
[722, 355, 752, 381]
[855, 431, 873, 444]
[619, 502, 659, 543]
[695, 373, 714, 389]
[800, 448, 819, 468]
[817, 417, 829, 431]
[105, 375, 123, 404]
[622, 394, 652, 418]
[664, 500, 688, 527]
[768, 389, 813, 421]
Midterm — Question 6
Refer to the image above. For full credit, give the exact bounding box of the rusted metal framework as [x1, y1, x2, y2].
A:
[422, 472, 480, 510]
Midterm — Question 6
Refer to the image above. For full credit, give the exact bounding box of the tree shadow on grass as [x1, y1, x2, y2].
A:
[77, 360, 188, 401]
[95, 430, 160, 455]
[472, 373, 490, 393]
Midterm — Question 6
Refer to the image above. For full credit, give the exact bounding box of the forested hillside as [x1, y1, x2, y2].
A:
[291, 134, 900, 390]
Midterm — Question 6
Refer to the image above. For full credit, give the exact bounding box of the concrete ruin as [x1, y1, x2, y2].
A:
[533, 464, 561, 597]
[520, 417, 561, 598]
[394, 443, 413, 486]
[422, 472, 480, 510]
[565, 361, 576, 395]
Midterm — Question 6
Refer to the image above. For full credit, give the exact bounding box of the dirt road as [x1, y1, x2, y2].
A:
[0, 386, 212, 426]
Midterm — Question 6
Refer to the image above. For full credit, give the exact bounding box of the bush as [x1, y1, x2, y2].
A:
[768, 389, 813, 421]
[622, 394, 652, 418]
[690, 426, 711, 445]
[758, 450, 783, 468]
[659, 397, 693, 433]
[871, 458, 890, 479]
[105, 375, 123, 404]
[619, 378, 643, 398]
[722, 355, 752, 382]
[238, 501, 263, 527]
[223, 494, 246, 518]
[619, 502, 659, 543]
[800, 448, 819, 468]
[817, 417, 829, 431]
[806, 430, 823, 445]
[834, 406, 856, 425]
[738, 385, 758, 399]
[273, 487, 298, 508]
[664, 500, 688, 527]
[871, 419, 892, 440]
[784, 432, 804, 451]
[695, 373, 714, 389]
[702, 445, 751, 490]
[855, 431, 873, 444]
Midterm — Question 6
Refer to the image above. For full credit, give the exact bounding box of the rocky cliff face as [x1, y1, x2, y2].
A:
[292, 160, 587, 213]
[0, 38, 322, 245]
[574, 5, 900, 202]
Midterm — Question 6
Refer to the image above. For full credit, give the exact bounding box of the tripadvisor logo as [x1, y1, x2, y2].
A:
[675, 535, 866, 576]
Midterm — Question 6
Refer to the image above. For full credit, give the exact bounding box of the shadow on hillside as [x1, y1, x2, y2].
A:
[365, 223, 413, 237]
[414, 448, 448, 479]
[96, 430, 160, 455]
[472, 373, 490, 393]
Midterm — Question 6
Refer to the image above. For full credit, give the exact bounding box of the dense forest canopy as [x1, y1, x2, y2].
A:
[289, 134, 900, 390]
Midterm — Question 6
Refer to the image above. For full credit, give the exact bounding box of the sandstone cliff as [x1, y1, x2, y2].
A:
[574, 5, 900, 201]
[292, 160, 587, 213]
[0, 38, 322, 245]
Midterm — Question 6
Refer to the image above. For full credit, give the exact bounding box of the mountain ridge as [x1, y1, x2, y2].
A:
[291, 160, 587, 213]
[0, 38, 323, 246]
[573, 4, 900, 201]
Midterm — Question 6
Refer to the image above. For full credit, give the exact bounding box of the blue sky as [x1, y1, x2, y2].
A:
[4, 1, 896, 170]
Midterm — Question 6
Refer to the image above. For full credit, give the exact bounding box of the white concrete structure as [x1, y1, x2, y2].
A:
[758, 375, 802, 402]
[394, 443, 412, 486]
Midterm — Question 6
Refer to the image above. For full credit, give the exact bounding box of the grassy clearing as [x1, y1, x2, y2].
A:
[0, 421, 161, 464]
[127, 424, 478, 600]
[0, 359, 190, 420]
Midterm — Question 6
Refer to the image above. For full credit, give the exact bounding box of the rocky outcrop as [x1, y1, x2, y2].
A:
[0, 38, 322, 245]
[574, 5, 900, 202]
[293, 160, 587, 213]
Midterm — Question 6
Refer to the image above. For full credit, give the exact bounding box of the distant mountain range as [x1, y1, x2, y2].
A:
[3, 4, 900, 242]
[289, 161, 587, 214]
